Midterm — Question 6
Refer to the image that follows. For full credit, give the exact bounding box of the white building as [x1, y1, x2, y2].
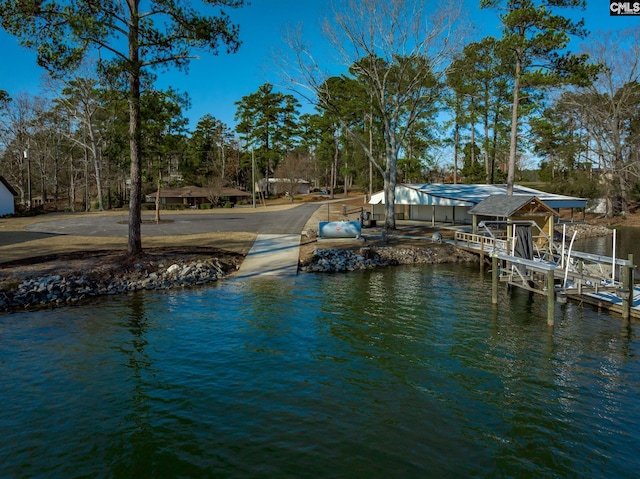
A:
[369, 183, 586, 225]
[0, 176, 17, 216]
[258, 178, 310, 196]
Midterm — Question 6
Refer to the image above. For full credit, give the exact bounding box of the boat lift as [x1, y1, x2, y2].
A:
[454, 221, 637, 322]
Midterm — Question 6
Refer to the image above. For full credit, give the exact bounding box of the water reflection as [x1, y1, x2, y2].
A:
[574, 226, 639, 259]
[0, 265, 638, 478]
[106, 293, 156, 477]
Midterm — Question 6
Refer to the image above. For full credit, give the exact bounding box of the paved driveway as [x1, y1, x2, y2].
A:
[25, 203, 321, 237]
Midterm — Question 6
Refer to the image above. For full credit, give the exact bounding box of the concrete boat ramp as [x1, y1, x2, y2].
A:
[232, 234, 302, 279]
[230, 199, 358, 280]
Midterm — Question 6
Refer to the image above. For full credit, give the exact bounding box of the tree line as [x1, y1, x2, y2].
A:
[0, 0, 638, 256]
[0, 79, 386, 210]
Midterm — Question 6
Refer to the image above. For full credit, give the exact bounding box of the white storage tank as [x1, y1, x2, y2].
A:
[318, 221, 362, 239]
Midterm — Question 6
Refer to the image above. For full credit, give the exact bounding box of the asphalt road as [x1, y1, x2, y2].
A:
[25, 203, 322, 237]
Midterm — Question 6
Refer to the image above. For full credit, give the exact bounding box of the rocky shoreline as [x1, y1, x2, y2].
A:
[0, 257, 235, 313]
[557, 222, 612, 239]
[302, 244, 476, 273]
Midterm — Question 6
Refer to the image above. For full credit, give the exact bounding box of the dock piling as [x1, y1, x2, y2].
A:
[622, 254, 634, 320]
[492, 255, 498, 305]
[547, 269, 555, 326]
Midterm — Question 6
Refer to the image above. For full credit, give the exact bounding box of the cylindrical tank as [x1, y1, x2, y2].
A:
[318, 221, 362, 239]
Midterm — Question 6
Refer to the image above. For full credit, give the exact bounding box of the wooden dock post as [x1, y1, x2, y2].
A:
[630, 253, 635, 297]
[547, 269, 555, 326]
[492, 255, 498, 305]
[622, 254, 634, 320]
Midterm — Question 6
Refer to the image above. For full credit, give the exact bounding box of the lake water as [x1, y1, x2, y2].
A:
[1, 262, 638, 478]
[574, 226, 640, 261]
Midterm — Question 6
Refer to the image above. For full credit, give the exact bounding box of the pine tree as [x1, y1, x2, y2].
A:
[480, 0, 599, 194]
[0, 0, 245, 254]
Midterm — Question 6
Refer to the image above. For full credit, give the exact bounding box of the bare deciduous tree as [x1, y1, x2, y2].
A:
[281, 0, 466, 229]
[560, 27, 640, 217]
[274, 149, 313, 202]
[49, 67, 106, 211]
[207, 175, 226, 207]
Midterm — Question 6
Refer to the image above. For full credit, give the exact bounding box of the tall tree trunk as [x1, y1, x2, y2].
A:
[368, 113, 373, 199]
[453, 123, 459, 184]
[470, 112, 476, 170]
[344, 162, 348, 196]
[69, 155, 75, 212]
[155, 155, 162, 223]
[89, 130, 104, 211]
[507, 54, 521, 196]
[26, 152, 32, 209]
[331, 133, 338, 200]
[490, 109, 500, 184]
[127, 0, 143, 255]
[484, 109, 491, 184]
[383, 143, 398, 230]
[221, 142, 225, 180]
[155, 178, 161, 223]
[53, 147, 59, 204]
[594, 140, 614, 218]
[612, 120, 629, 215]
[84, 148, 89, 211]
[616, 155, 628, 215]
[40, 154, 47, 205]
[19, 152, 25, 206]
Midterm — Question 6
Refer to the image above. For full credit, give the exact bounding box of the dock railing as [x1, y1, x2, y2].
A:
[454, 220, 564, 263]
[454, 232, 507, 254]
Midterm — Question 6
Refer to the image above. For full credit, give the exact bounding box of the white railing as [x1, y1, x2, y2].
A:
[454, 232, 508, 254]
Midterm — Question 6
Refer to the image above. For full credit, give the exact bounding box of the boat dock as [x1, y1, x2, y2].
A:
[451, 224, 637, 323]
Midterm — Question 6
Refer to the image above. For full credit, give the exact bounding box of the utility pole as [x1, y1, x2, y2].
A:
[24, 149, 31, 209]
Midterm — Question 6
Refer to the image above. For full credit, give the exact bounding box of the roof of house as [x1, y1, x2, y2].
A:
[220, 187, 251, 197]
[369, 183, 586, 209]
[0, 176, 18, 196]
[261, 178, 310, 184]
[147, 186, 251, 198]
[468, 195, 558, 217]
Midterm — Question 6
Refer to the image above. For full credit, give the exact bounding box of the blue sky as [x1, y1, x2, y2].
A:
[0, 1, 638, 131]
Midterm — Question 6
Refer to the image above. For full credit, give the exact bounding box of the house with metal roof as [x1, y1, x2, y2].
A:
[368, 183, 586, 225]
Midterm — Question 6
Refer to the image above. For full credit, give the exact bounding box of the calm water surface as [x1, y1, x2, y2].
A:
[574, 226, 640, 260]
[1, 263, 639, 478]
